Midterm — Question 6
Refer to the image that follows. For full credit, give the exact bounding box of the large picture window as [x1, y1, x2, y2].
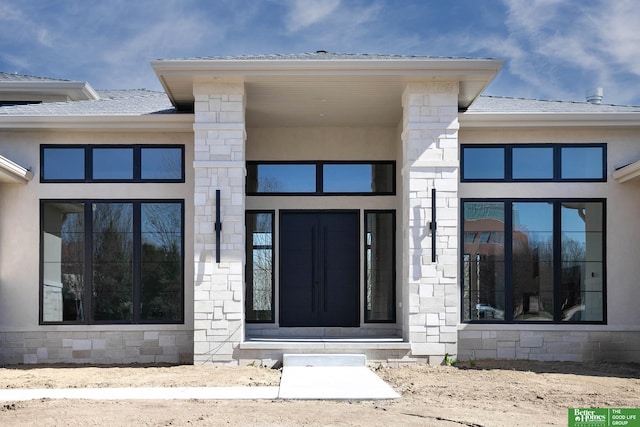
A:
[41, 145, 184, 183]
[246, 161, 395, 195]
[461, 144, 606, 182]
[41, 200, 184, 324]
[462, 199, 605, 323]
[245, 211, 274, 322]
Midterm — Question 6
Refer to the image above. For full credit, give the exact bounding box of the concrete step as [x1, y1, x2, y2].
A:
[283, 353, 366, 367]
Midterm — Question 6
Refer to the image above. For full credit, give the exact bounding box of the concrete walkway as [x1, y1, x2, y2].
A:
[0, 354, 400, 402]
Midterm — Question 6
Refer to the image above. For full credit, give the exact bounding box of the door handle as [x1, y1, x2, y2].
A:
[323, 226, 328, 312]
[311, 226, 317, 312]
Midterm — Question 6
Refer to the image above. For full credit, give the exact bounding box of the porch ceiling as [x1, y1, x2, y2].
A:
[152, 57, 503, 127]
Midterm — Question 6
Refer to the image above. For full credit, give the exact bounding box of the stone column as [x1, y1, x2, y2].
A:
[401, 82, 460, 365]
[192, 82, 246, 365]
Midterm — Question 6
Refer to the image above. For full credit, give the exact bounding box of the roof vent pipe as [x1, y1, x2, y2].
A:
[586, 87, 604, 104]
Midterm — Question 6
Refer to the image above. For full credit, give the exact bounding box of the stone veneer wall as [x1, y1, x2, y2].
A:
[192, 82, 246, 365]
[401, 82, 460, 364]
[0, 331, 193, 364]
[458, 329, 640, 362]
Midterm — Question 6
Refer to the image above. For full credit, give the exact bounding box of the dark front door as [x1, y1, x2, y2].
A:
[279, 211, 359, 327]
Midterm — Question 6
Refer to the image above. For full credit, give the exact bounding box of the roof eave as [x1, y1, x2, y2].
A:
[0, 81, 100, 101]
[460, 112, 640, 128]
[0, 155, 33, 184]
[612, 160, 640, 183]
[151, 58, 504, 111]
[0, 114, 194, 131]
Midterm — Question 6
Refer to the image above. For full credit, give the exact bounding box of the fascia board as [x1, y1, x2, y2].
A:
[151, 58, 503, 77]
[460, 112, 640, 128]
[0, 114, 194, 131]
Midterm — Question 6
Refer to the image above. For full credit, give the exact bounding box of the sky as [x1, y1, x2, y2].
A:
[1, 0, 640, 105]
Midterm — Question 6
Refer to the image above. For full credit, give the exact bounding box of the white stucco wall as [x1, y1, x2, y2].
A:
[0, 129, 195, 364]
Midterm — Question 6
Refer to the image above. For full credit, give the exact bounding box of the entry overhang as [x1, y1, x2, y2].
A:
[0, 155, 33, 184]
[151, 55, 503, 126]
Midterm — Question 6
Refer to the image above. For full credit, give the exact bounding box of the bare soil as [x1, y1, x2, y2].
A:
[1, 360, 639, 426]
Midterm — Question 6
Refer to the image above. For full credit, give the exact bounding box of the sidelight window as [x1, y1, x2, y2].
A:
[365, 211, 396, 322]
[245, 211, 274, 322]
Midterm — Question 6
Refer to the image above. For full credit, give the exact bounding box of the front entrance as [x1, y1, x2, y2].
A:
[279, 211, 359, 327]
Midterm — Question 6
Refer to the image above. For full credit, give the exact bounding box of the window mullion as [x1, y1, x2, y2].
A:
[552, 201, 562, 322]
[505, 147, 513, 181]
[132, 202, 141, 323]
[316, 162, 323, 194]
[133, 147, 142, 182]
[84, 202, 93, 324]
[504, 201, 513, 322]
[85, 146, 93, 181]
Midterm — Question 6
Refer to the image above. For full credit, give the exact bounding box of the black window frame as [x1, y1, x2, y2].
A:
[246, 160, 396, 196]
[364, 210, 397, 323]
[40, 144, 185, 183]
[461, 143, 607, 182]
[39, 199, 185, 325]
[245, 210, 276, 323]
[460, 198, 607, 325]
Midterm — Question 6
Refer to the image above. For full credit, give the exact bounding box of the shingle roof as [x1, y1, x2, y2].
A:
[468, 95, 640, 113]
[171, 52, 494, 61]
[0, 89, 176, 115]
[0, 71, 70, 82]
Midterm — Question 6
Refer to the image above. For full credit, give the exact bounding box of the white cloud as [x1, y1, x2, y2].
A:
[497, 0, 640, 104]
[283, 0, 341, 32]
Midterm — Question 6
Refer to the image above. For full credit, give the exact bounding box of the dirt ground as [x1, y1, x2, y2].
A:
[1, 360, 639, 426]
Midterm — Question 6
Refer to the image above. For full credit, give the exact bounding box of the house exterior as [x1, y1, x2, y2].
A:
[0, 53, 639, 366]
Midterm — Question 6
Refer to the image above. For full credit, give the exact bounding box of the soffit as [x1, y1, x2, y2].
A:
[152, 58, 502, 127]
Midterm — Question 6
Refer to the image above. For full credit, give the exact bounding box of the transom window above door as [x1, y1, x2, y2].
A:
[246, 161, 395, 195]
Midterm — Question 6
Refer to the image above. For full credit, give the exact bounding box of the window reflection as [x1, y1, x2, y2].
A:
[462, 200, 605, 323]
[560, 202, 604, 322]
[141, 148, 182, 180]
[245, 212, 274, 322]
[463, 202, 506, 321]
[42, 148, 85, 180]
[93, 148, 134, 180]
[141, 203, 183, 321]
[512, 147, 553, 179]
[248, 164, 316, 193]
[324, 164, 394, 193]
[561, 147, 604, 179]
[463, 147, 505, 180]
[42, 202, 85, 322]
[92, 203, 134, 321]
[365, 211, 395, 322]
[512, 202, 554, 321]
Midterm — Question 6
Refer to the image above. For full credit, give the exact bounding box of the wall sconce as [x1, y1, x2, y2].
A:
[215, 189, 222, 263]
[429, 188, 437, 262]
